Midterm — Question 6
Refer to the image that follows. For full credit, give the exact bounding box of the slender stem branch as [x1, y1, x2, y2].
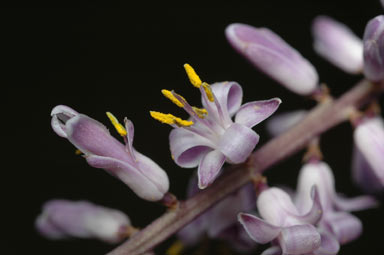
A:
[107, 79, 383, 255]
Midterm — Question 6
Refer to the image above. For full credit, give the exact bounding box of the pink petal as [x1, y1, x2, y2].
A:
[279, 224, 321, 254]
[198, 150, 226, 189]
[322, 212, 362, 244]
[238, 213, 281, 244]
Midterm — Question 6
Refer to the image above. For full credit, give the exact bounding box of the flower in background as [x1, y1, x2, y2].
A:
[266, 110, 308, 137]
[35, 200, 132, 243]
[51, 105, 169, 201]
[151, 64, 281, 188]
[353, 117, 384, 194]
[363, 15, 384, 82]
[225, 23, 319, 95]
[312, 16, 363, 74]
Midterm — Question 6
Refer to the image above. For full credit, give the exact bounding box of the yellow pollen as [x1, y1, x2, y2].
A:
[161, 89, 184, 107]
[150, 111, 193, 127]
[202, 82, 214, 102]
[184, 63, 202, 88]
[166, 240, 184, 255]
[192, 106, 208, 118]
[75, 149, 82, 155]
[106, 112, 127, 137]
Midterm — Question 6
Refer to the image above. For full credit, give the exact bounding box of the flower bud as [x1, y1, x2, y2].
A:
[363, 15, 384, 82]
[226, 23, 318, 95]
[312, 16, 363, 74]
[35, 200, 131, 243]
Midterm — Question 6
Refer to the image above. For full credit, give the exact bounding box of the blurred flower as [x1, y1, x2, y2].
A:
[312, 16, 363, 74]
[51, 105, 169, 201]
[266, 110, 308, 137]
[35, 200, 131, 243]
[363, 15, 384, 82]
[353, 117, 384, 194]
[226, 23, 319, 95]
[151, 64, 281, 188]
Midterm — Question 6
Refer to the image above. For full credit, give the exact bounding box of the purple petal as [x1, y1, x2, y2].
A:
[322, 212, 362, 244]
[218, 123, 259, 164]
[206, 81, 243, 117]
[225, 23, 318, 95]
[169, 128, 214, 168]
[238, 213, 281, 244]
[51, 105, 79, 138]
[279, 224, 321, 254]
[266, 110, 308, 137]
[234, 98, 282, 128]
[198, 149, 226, 189]
[86, 154, 168, 201]
[261, 246, 282, 255]
[312, 16, 363, 73]
[334, 194, 378, 211]
[313, 230, 340, 255]
[363, 15, 384, 81]
[291, 186, 323, 225]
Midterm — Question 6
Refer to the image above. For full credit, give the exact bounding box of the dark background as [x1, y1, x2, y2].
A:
[4, 1, 383, 254]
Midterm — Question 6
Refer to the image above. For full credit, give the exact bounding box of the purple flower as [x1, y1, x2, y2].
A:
[151, 65, 281, 189]
[178, 174, 257, 252]
[225, 23, 319, 95]
[296, 161, 377, 245]
[238, 187, 324, 255]
[35, 200, 131, 243]
[266, 110, 308, 137]
[312, 16, 363, 74]
[51, 105, 169, 201]
[363, 15, 384, 82]
[353, 117, 384, 194]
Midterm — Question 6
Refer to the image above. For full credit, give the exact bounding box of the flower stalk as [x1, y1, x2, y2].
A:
[107, 78, 383, 255]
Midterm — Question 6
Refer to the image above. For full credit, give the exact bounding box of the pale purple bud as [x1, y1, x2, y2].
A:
[312, 16, 363, 74]
[35, 200, 130, 243]
[266, 110, 308, 137]
[363, 15, 384, 82]
[51, 105, 169, 201]
[226, 23, 319, 95]
[353, 117, 384, 193]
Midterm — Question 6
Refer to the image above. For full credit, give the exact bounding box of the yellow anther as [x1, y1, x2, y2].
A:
[75, 149, 82, 155]
[184, 63, 202, 88]
[161, 89, 184, 108]
[150, 111, 193, 127]
[106, 112, 127, 137]
[202, 82, 214, 102]
[166, 240, 184, 255]
[192, 106, 208, 118]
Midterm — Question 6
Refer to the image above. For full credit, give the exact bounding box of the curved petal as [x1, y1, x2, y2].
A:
[124, 118, 135, 159]
[334, 194, 378, 211]
[322, 212, 362, 245]
[313, 230, 340, 255]
[169, 128, 215, 168]
[86, 155, 167, 201]
[290, 186, 323, 225]
[51, 105, 79, 138]
[238, 213, 281, 244]
[279, 224, 321, 254]
[198, 149, 226, 189]
[218, 123, 260, 164]
[235, 98, 282, 128]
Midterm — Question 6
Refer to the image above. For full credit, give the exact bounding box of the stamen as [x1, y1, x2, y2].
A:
[166, 240, 184, 255]
[184, 63, 202, 88]
[106, 112, 127, 137]
[150, 111, 194, 127]
[75, 149, 82, 155]
[192, 106, 208, 118]
[202, 82, 214, 102]
[161, 89, 184, 107]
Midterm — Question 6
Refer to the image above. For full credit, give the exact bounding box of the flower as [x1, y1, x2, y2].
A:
[363, 15, 384, 82]
[51, 105, 169, 201]
[35, 199, 131, 243]
[150, 64, 281, 188]
[225, 23, 319, 95]
[312, 16, 363, 74]
[266, 110, 308, 137]
[177, 174, 257, 252]
[353, 117, 384, 194]
[238, 187, 324, 255]
[296, 161, 377, 246]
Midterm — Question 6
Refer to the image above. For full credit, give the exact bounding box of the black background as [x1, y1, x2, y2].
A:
[4, 1, 383, 254]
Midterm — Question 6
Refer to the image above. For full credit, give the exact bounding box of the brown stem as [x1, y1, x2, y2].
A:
[107, 79, 383, 255]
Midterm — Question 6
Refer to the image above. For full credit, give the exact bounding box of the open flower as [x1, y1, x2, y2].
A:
[35, 200, 131, 243]
[312, 16, 363, 74]
[238, 187, 324, 255]
[353, 117, 384, 194]
[225, 23, 319, 95]
[151, 64, 281, 188]
[296, 161, 377, 245]
[51, 105, 169, 201]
